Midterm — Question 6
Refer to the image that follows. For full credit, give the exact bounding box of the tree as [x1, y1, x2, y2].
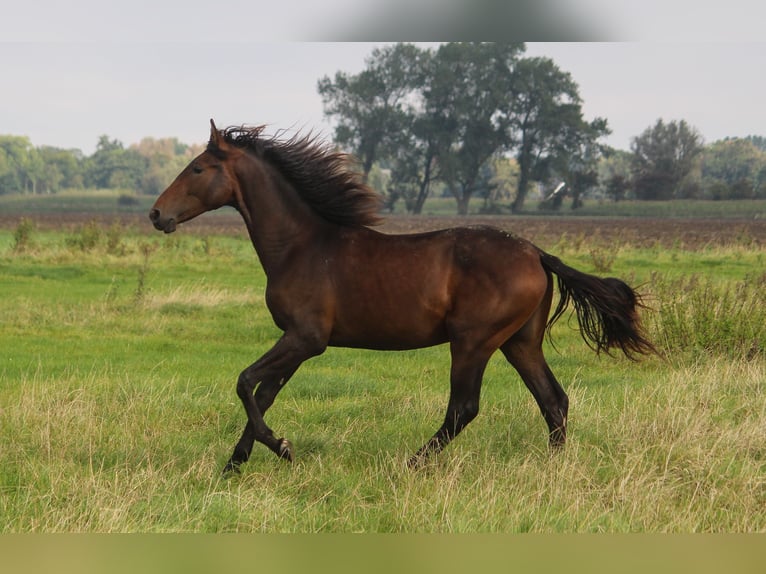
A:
[630, 119, 704, 200]
[700, 138, 766, 199]
[480, 155, 518, 212]
[380, 48, 440, 214]
[36, 146, 84, 193]
[556, 117, 610, 209]
[319, 43, 607, 216]
[744, 135, 766, 152]
[132, 137, 203, 195]
[426, 42, 523, 215]
[318, 43, 424, 180]
[85, 135, 147, 190]
[598, 148, 633, 201]
[0, 135, 37, 194]
[502, 56, 608, 213]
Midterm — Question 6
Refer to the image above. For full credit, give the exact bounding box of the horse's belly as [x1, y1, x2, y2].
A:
[328, 301, 449, 351]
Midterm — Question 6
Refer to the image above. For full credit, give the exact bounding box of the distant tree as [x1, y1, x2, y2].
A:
[502, 57, 609, 213]
[548, 117, 609, 210]
[36, 146, 84, 193]
[319, 42, 607, 216]
[701, 138, 766, 199]
[598, 148, 632, 201]
[630, 119, 704, 200]
[381, 49, 440, 214]
[743, 135, 766, 152]
[131, 137, 202, 195]
[318, 43, 424, 179]
[385, 126, 439, 214]
[480, 155, 518, 212]
[0, 135, 37, 194]
[85, 135, 147, 190]
[427, 42, 523, 215]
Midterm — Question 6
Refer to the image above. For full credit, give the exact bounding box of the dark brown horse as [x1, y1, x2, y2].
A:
[150, 120, 655, 473]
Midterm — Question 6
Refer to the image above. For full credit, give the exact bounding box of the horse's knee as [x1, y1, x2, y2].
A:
[236, 370, 255, 400]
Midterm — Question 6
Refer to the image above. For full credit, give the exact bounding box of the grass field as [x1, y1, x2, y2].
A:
[0, 208, 764, 532]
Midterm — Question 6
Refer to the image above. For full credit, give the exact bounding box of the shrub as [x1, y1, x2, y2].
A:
[647, 272, 765, 360]
[66, 220, 102, 252]
[117, 194, 140, 207]
[11, 218, 35, 253]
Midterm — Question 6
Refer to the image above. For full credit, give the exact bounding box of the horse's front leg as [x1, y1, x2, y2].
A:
[223, 333, 325, 474]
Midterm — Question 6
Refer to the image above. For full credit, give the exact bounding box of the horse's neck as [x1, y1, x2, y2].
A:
[236, 156, 328, 273]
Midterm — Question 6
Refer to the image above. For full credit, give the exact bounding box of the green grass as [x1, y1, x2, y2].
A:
[0, 223, 764, 532]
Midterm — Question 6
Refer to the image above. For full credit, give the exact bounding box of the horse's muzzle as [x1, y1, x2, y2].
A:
[149, 209, 177, 234]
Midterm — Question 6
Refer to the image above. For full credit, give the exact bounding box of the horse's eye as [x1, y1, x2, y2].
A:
[192, 165, 203, 174]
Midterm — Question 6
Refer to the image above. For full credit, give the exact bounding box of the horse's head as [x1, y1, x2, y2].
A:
[149, 120, 244, 233]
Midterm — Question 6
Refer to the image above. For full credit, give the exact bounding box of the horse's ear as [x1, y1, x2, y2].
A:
[209, 119, 223, 148]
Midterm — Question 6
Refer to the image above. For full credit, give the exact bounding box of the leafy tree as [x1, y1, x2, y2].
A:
[0, 135, 37, 194]
[630, 119, 704, 200]
[480, 155, 518, 212]
[701, 138, 766, 199]
[385, 128, 439, 214]
[131, 137, 202, 195]
[318, 43, 424, 179]
[427, 42, 523, 215]
[598, 148, 633, 201]
[380, 48, 440, 214]
[318, 43, 606, 216]
[36, 146, 84, 193]
[546, 116, 609, 210]
[743, 135, 766, 152]
[85, 135, 147, 190]
[502, 56, 608, 213]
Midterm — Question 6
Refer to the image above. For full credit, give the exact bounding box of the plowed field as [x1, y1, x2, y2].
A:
[3, 211, 764, 249]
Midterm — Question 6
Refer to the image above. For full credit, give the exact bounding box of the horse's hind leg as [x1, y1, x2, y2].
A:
[501, 325, 569, 447]
[408, 342, 491, 467]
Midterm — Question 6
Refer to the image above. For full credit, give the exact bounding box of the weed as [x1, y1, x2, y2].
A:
[66, 219, 102, 252]
[133, 241, 156, 305]
[106, 221, 127, 255]
[11, 217, 35, 253]
[647, 272, 765, 360]
[588, 247, 616, 273]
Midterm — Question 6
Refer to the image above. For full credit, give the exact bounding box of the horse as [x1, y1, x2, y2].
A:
[150, 120, 655, 474]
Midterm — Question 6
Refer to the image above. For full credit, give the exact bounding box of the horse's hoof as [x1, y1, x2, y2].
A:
[407, 453, 428, 469]
[278, 438, 294, 462]
[221, 460, 242, 477]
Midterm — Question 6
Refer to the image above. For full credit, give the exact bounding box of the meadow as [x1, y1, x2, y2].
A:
[0, 209, 764, 532]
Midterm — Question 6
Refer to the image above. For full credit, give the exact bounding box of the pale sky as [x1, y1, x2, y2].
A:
[1, 2, 765, 155]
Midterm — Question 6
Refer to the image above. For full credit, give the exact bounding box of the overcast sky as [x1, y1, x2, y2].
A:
[1, 2, 765, 155]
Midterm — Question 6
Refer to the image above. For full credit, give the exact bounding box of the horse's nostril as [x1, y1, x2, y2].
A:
[149, 208, 160, 222]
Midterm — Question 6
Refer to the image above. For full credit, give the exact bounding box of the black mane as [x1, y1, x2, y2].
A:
[213, 125, 382, 227]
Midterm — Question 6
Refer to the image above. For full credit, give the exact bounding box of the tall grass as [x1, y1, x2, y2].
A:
[1, 360, 763, 532]
[647, 272, 766, 360]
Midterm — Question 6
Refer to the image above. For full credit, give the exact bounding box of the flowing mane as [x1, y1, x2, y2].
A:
[214, 125, 382, 227]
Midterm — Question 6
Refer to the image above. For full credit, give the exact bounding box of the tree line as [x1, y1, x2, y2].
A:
[0, 134, 203, 197]
[319, 43, 766, 212]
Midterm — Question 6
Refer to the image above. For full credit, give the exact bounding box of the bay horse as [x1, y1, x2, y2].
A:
[150, 120, 655, 473]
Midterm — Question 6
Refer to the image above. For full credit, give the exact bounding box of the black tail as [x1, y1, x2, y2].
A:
[539, 250, 656, 360]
